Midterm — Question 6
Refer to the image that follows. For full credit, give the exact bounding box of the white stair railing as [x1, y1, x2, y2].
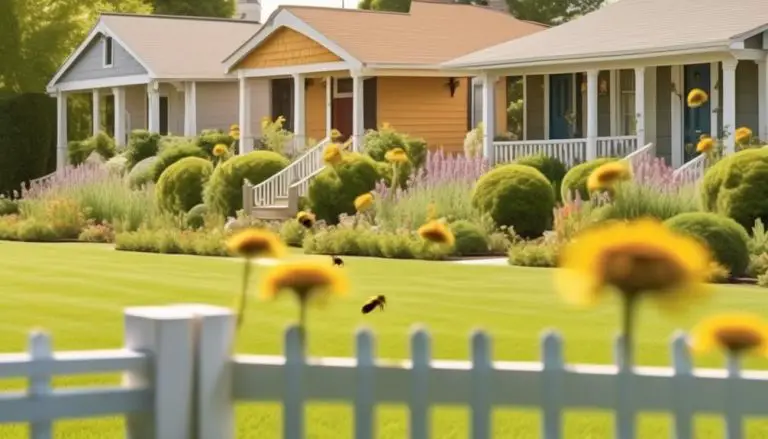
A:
[597, 135, 638, 158]
[250, 137, 330, 207]
[623, 142, 655, 170]
[673, 153, 708, 185]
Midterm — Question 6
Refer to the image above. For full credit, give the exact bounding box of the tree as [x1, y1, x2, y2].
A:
[506, 0, 606, 25]
[359, 0, 411, 13]
[153, 0, 234, 17]
[358, 0, 373, 9]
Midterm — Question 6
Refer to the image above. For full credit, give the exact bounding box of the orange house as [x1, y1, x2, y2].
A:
[224, 0, 546, 155]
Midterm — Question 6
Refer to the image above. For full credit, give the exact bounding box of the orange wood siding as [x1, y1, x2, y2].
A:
[495, 78, 508, 135]
[376, 77, 470, 153]
[305, 79, 327, 143]
[236, 27, 341, 69]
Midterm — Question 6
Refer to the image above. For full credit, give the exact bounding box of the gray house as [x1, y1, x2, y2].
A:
[46, 13, 270, 170]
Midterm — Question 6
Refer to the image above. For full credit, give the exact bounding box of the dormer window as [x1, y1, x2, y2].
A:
[103, 36, 113, 68]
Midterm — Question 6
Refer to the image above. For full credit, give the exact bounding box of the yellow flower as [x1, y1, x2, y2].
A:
[735, 127, 753, 145]
[385, 147, 409, 164]
[226, 228, 286, 259]
[354, 192, 374, 212]
[323, 143, 343, 166]
[418, 220, 455, 246]
[687, 88, 708, 108]
[587, 161, 632, 193]
[259, 261, 350, 304]
[330, 128, 343, 140]
[696, 136, 714, 154]
[555, 218, 712, 309]
[261, 116, 271, 130]
[229, 130, 240, 140]
[690, 313, 768, 356]
[230, 124, 239, 131]
[212, 143, 229, 157]
[296, 211, 315, 229]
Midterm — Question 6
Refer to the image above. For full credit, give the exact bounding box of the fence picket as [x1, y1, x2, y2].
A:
[614, 334, 635, 439]
[671, 332, 693, 439]
[284, 326, 305, 439]
[355, 328, 375, 439]
[28, 331, 53, 439]
[409, 326, 431, 439]
[541, 331, 563, 439]
[725, 355, 743, 439]
[470, 331, 492, 439]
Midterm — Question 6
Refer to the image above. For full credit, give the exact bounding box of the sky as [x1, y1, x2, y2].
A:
[260, 0, 357, 21]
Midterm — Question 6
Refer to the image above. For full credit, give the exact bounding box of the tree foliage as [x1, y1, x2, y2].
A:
[153, 0, 234, 18]
[359, 0, 411, 12]
[505, 0, 606, 25]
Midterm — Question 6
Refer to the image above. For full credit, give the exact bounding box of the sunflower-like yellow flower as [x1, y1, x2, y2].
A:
[690, 313, 768, 356]
[687, 88, 709, 108]
[385, 147, 409, 164]
[260, 261, 350, 303]
[587, 161, 632, 193]
[212, 143, 229, 157]
[229, 130, 240, 140]
[261, 116, 271, 130]
[296, 211, 315, 229]
[354, 192, 374, 212]
[418, 220, 455, 247]
[556, 218, 712, 309]
[323, 143, 343, 166]
[696, 136, 714, 154]
[735, 127, 753, 145]
[226, 228, 286, 259]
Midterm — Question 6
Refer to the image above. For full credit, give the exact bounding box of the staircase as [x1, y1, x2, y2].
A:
[242, 137, 331, 220]
[672, 153, 707, 186]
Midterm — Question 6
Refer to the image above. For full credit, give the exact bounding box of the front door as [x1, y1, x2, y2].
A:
[145, 96, 169, 135]
[270, 78, 294, 132]
[684, 63, 711, 160]
[549, 74, 574, 139]
[332, 78, 354, 141]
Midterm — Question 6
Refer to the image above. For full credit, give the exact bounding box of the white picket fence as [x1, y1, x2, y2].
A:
[2, 304, 768, 439]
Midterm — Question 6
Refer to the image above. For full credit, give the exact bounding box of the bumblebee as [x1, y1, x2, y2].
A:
[331, 255, 344, 267]
[361, 295, 386, 314]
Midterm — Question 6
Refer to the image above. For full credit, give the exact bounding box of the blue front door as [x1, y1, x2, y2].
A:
[549, 74, 573, 139]
[684, 64, 712, 160]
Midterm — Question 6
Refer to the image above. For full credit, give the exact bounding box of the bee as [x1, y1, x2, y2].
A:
[361, 295, 386, 314]
[331, 255, 344, 267]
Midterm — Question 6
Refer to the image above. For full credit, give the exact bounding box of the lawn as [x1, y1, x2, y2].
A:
[1, 241, 768, 438]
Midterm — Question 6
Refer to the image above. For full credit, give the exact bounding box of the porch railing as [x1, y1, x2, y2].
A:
[493, 139, 588, 167]
[623, 143, 656, 170]
[597, 135, 638, 158]
[673, 153, 708, 186]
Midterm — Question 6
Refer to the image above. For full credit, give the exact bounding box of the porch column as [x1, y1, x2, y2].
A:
[184, 81, 197, 137]
[586, 69, 598, 160]
[722, 59, 738, 154]
[292, 73, 306, 154]
[670, 66, 683, 167]
[352, 73, 365, 152]
[56, 91, 68, 171]
[92, 90, 101, 136]
[325, 76, 332, 138]
[147, 82, 161, 133]
[634, 67, 646, 147]
[609, 70, 618, 136]
[238, 76, 253, 154]
[113, 87, 127, 147]
[481, 72, 496, 163]
[710, 62, 721, 139]
[758, 58, 768, 141]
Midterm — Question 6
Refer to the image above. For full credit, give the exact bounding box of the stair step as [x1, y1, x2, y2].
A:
[251, 206, 296, 221]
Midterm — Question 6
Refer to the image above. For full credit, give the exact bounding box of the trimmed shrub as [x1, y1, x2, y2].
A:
[127, 156, 159, 189]
[363, 126, 407, 161]
[204, 150, 289, 216]
[185, 203, 208, 229]
[197, 129, 234, 157]
[450, 220, 488, 256]
[152, 142, 208, 182]
[664, 212, 750, 277]
[105, 154, 129, 175]
[700, 148, 768, 230]
[472, 164, 555, 238]
[309, 153, 381, 224]
[406, 138, 428, 170]
[560, 157, 616, 200]
[125, 130, 161, 169]
[516, 154, 567, 200]
[156, 157, 213, 214]
[0, 197, 19, 216]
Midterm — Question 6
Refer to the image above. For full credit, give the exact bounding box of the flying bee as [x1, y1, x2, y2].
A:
[331, 255, 344, 267]
[361, 295, 386, 314]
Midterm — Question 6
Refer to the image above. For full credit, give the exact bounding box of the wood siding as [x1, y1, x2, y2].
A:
[495, 78, 508, 135]
[236, 27, 341, 69]
[305, 79, 326, 143]
[59, 34, 146, 83]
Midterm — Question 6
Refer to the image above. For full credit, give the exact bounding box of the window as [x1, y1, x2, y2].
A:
[103, 36, 114, 68]
[471, 78, 483, 128]
[334, 78, 353, 98]
[619, 69, 635, 135]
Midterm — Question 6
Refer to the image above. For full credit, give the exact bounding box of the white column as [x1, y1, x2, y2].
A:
[292, 73, 306, 153]
[586, 69, 599, 160]
[634, 67, 646, 147]
[481, 72, 497, 163]
[325, 76, 332, 138]
[644, 67, 657, 147]
[522, 75, 528, 140]
[670, 65, 683, 167]
[113, 87, 126, 147]
[92, 90, 101, 136]
[147, 82, 161, 133]
[183, 81, 197, 137]
[722, 59, 738, 154]
[757, 59, 768, 141]
[56, 91, 68, 170]
[609, 70, 618, 136]
[352, 73, 365, 152]
[238, 76, 252, 154]
[710, 62, 721, 139]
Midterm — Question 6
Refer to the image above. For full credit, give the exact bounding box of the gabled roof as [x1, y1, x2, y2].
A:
[49, 13, 261, 88]
[444, 0, 768, 69]
[224, 1, 546, 71]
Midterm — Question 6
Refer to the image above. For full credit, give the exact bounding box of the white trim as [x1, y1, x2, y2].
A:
[238, 62, 349, 78]
[481, 73, 496, 162]
[634, 67, 646, 147]
[730, 49, 767, 61]
[351, 73, 365, 152]
[710, 62, 720, 139]
[292, 73, 306, 156]
[51, 74, 151, 93]
[224, 10, 362, 72]
[729, 41, 745, 50]
[56, 91, 68, 171]
[238, 77, 253, 154]
[586, 69, 599, 160]
[325, 76, 332, 137]
[360, 67, 474, 77]
[102, 36, 114, 68]
[722, 59, 738, 153]
[113, 87, 127, 147]
[184, 81, 197, 137]
[333, 77, 353, 98]
[609, 70, 618, 136]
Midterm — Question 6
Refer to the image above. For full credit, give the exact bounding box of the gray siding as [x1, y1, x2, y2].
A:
[655, 66, 672, 164]
[736, 61, 759, 134]
[525, 75, 545, 140]
[59, 34, 147, 83]
[744, 34, 764, 49]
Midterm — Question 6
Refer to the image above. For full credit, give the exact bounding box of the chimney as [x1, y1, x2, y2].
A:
[236, 0, 261, 21]
[486, 0, 509, 13]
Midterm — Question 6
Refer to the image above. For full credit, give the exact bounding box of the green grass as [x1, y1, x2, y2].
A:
[2, 241, 768, 438]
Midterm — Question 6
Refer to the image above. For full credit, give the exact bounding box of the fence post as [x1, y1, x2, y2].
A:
[354, 328, 376, 439]
[28, 331, 53, 439]
[123, 306, 196, 439]
[541, 331, 564, 439]
[284, 325, 306, 439]
[409, 325, 431, 439]
[671, 332, 693, 439]
[175, 304, 236, 439]
[614, 334, 635, 439]
[470, 330, 491, 439]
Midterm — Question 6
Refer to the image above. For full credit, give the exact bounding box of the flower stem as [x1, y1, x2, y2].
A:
[621, 294, 638, 368]
[235, 258, 252, 332]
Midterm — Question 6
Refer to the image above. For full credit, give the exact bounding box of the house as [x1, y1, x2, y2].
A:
[46, 13, 264, 170]
[443, 0, 768, 171]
